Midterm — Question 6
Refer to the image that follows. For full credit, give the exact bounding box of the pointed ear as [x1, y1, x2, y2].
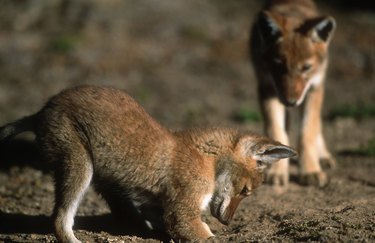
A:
[309, 16, 336, 43]
[236, 135, 297, 169]
[254, 145, 297, 170]
[255, 145, 297, 163]
[257, 11, 283, 44]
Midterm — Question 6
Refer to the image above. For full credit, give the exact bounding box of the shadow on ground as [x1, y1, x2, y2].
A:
[0, 212, 169, 241]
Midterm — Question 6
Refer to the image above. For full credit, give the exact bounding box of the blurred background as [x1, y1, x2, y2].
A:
[0, 1, 374, 241]
[0, 0, 374, 131]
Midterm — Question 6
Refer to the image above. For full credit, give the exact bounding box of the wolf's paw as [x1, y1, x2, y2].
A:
[265, 171, 289, 193]
[320, 156, 336, 170]
[299, 171, 328, 187]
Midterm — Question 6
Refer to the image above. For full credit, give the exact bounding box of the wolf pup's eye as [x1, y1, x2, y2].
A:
[256, 160, 266, 169]
[301, 63, 312, 72]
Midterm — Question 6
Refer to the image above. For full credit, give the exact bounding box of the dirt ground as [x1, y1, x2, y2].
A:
[0, 0, 374, 242]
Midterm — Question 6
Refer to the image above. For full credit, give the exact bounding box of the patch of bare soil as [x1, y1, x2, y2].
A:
[1, 0, 374, 242]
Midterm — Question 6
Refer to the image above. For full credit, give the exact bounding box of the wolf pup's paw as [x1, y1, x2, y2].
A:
[299, 171, 328, 187]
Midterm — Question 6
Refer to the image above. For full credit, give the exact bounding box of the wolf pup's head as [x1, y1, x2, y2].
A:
[210, 134, 296, 225]
[257, 11, 336, 106]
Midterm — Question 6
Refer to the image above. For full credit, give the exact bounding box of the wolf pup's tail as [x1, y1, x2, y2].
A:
[0, 114, 37, 142]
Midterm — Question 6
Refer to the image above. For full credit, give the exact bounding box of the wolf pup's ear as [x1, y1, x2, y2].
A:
[254, 145, 297, 168]
[236, 135, 297, 170]
[257, 11, 283, 44]
[308, 16, 336, 43]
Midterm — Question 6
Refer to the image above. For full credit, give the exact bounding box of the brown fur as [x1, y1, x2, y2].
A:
[250, 0, 336, 187]
[0, 85, 296, 242]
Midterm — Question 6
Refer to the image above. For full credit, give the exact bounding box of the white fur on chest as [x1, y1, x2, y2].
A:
[200, 193, 213, 211]
[296, 71, 325, 106]
[309, 71, 324, 87]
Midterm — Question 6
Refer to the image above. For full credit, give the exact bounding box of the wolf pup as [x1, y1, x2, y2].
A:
[0, 85, 296, 242]
[250, 0, 336, 187]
